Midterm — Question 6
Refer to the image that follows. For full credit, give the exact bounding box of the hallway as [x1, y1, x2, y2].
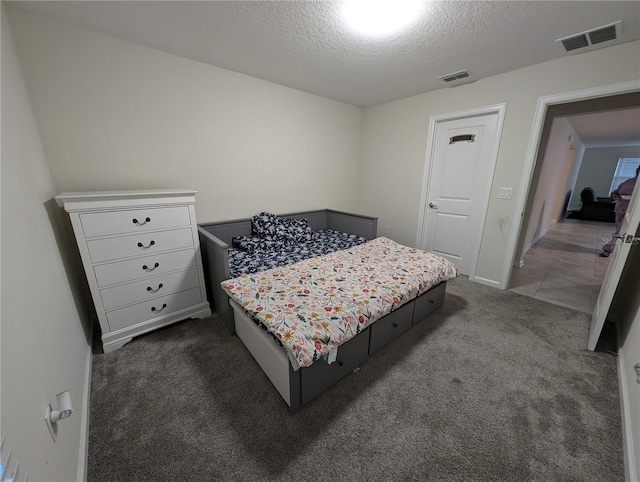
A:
[508, 219, 614, 314]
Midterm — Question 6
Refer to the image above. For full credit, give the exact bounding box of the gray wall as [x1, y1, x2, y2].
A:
[1, 6, 91, 481]
[569, 145, 640, 210]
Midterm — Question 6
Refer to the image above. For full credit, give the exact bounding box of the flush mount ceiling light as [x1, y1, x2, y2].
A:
[341, 0, 425, 37]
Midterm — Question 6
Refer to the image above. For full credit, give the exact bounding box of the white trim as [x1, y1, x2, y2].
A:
[471, 276, 502, 289]
[416, 115, 439, 247]
[501, 80, 640, 290]
[617, 343, 637, 482]
[77, 343, 93, 482]
[416, 103, 507, 282]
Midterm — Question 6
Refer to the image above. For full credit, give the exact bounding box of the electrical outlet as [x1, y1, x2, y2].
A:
[384, 226, 390, 235]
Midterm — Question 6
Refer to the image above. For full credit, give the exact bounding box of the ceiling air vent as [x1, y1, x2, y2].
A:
[556, 21, 622, 53]
[589, 24, 617, 45]
[439, 69, 471, 83]
[561, 34, 589, 52]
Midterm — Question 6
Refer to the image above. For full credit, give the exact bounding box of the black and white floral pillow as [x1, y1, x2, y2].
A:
[278, 217, 314, 243]
[233, 235, 291, 253]
[251, 212, 314, 243]
[251, 212, 280, 239]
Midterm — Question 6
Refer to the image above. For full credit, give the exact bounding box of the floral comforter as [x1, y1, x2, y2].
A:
[221, 237, 458, 369]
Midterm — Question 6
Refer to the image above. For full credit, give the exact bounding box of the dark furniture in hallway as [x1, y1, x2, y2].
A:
[568, 187, 615, 223]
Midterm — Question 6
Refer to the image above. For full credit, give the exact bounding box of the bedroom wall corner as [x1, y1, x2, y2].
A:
[1, 6, 91, 481]
[6, 7, 365, 224]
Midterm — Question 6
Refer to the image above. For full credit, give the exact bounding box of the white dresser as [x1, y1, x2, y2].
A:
[56, 189, 211, 352]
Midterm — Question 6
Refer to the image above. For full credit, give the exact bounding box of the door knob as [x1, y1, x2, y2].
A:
[428, 202, 438, 209]
[613, 234, 640, 244]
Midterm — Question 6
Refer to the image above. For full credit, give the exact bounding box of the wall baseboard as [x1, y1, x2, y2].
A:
[471, 276, 501, 288]
[617, 343, 637, 482]
[522, 226, 550, 258]
[77, 344, 93, 482]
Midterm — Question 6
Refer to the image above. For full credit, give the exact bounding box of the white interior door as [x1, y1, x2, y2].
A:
[419, 112, 501, 276]
[588, 184, 640, 351]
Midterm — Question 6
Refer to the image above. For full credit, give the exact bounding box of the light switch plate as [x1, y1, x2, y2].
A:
[498, 187, 513, 199]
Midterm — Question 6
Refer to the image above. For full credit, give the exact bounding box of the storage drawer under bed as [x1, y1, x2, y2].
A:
[369, 301, 415, 355]
[413, 281, 446, 323]
[300, 327, 370, 406]
[229, 281, 448, 413]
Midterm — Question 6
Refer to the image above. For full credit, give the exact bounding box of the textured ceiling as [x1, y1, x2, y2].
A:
[7, 1, 640, 107]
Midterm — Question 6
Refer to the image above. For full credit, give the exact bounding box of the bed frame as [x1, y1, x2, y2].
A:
[230, 281, 447, 413]
[198, 209, 378, 334]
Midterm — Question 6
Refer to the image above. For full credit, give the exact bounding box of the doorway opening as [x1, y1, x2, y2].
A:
[507, 90, 640, 314]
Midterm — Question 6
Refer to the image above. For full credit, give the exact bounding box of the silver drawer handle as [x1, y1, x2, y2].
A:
[137, 240, 155, 249]
[147, 283, 163, 293]
[151, 303, 167, 313]
[133, 217, 151, 226]
[142, 262, 159, 272]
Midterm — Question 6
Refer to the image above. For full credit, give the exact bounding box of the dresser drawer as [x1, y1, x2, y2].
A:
[100, 268, 200, 311]
[87, 228, 194, 263]
[94, 248, 198, 287]
[80, 206, 191, 237]
[106, 287, 203, 332]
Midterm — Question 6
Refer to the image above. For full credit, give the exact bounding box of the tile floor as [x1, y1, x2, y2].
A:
[508, 218, 614, 314]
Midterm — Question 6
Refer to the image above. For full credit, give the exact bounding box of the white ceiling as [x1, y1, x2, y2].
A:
[7, 0, 640, 107]
[567, 108, 640, 147]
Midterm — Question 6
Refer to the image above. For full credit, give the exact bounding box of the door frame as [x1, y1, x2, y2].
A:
[501, 80, 640, 289]
[416, 103, 506, 282]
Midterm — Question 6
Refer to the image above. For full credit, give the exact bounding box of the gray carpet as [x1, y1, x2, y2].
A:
[87, 277, 623, 481]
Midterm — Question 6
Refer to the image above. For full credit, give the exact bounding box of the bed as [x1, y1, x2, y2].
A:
[198, 209, 379, 334]
[221, 236, 458, 413]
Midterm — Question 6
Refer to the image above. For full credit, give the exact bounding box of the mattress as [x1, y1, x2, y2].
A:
[221, 237, 458, 369]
